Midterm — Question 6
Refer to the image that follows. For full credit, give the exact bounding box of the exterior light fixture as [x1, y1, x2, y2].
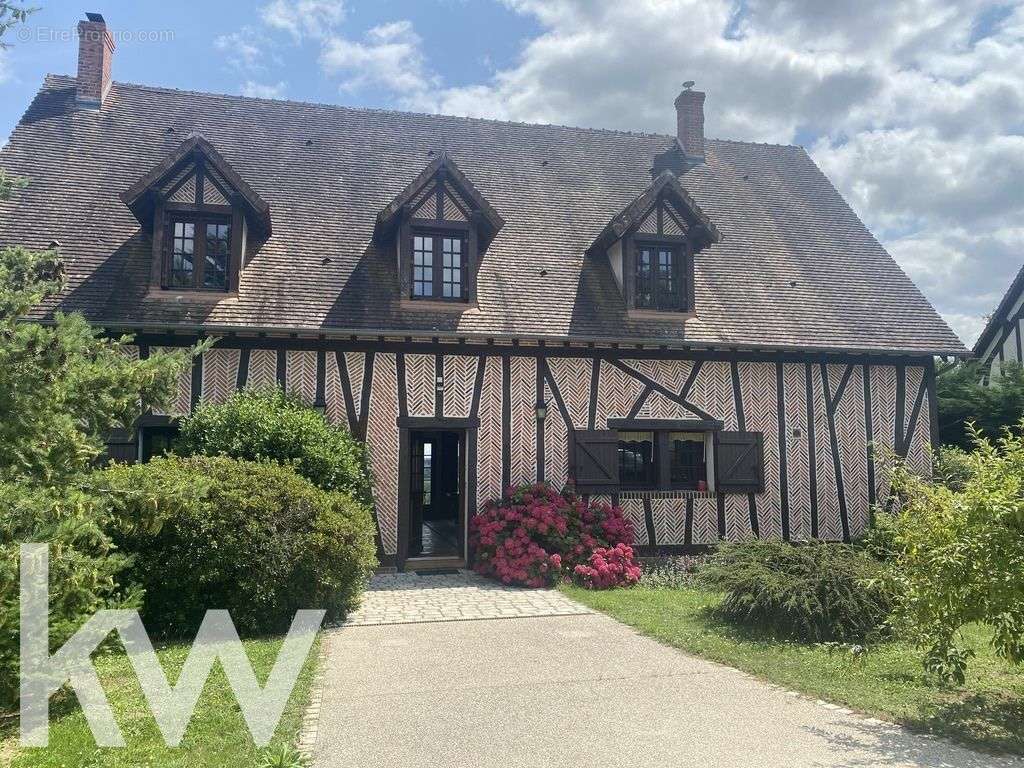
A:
[535, 401, 548, 421]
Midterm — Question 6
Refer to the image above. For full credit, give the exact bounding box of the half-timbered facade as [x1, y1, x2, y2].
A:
[974, 263, 1024, 379]
[0, 15, 967, 569]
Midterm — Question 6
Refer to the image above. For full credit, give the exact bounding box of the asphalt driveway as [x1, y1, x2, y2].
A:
[309, 575, 1021, 768]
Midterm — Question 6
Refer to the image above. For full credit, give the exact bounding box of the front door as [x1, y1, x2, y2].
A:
[409, 430, 463, 558]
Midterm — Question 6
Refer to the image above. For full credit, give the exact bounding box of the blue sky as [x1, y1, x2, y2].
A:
[0, 1, 539, 135]
[2, 0, 1023, 346]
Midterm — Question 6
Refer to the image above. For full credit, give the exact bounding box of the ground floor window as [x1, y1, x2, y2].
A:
[618, 431, 656, 487]
[141, 424, 179, 462]
[668, 431, 707, 489]
[615, 428, 711, 491]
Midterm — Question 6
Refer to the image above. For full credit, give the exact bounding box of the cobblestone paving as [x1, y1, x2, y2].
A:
[339, 570, 592, 626]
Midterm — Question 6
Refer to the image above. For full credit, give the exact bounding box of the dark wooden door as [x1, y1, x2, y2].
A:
[409, 434, 429, 557]
[431, 432, 460, 525]
[408, 430, 462, 559]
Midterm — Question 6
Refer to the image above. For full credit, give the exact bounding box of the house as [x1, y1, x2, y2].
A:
[973, 264, 1024, 379]
[0, 14, 967, 570]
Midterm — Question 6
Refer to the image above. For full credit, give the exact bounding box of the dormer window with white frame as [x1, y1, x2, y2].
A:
[375, 153, 504, 310]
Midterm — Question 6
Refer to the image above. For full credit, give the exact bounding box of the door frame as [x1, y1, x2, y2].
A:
[397, 416, 479, 571]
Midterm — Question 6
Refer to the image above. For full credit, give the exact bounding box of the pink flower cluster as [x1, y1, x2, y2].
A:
[469, 483, 638, 589]
[572, 543, 643, 589]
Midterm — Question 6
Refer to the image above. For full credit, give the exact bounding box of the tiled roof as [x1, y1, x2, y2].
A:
[0, 75, 966, 355]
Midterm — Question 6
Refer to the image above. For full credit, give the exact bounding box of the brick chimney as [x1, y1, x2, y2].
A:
[76, 13, 115, 109]
[674, 84, 705, 160]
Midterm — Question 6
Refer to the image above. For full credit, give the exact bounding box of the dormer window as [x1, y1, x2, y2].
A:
[590, 170, 720, 318]
[635, 241, 686, 311]
[411, 229, 467, 301]
[375, 153, 504, 310]
[120, 134, 272, 298]
[168, 215, 232, 291]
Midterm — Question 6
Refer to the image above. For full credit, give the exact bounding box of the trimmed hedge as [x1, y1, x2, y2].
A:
[176, 386, 373, 505]
[105, 455, 377, 637]
[698, 539, 891, 643]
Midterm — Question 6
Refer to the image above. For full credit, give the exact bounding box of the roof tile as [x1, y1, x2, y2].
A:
[0, 76, 966, 355]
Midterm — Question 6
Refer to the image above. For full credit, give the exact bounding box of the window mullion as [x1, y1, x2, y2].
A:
[460, 235, 467, 299]
[433, 235, 443, 297]
[656, 431, 671, 490]
[650, 247, 660, 309]
[194, 220, 207, 289]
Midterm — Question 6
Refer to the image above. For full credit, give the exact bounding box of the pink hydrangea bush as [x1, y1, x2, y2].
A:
[572, 543, 643, 589]
[469, 483, 639, 588]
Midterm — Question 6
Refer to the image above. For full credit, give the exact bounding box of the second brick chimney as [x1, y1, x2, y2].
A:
[674, 85, 705, 160]
[76, 13, 115, 109]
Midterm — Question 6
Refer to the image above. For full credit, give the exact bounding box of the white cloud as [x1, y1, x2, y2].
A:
[212, 0, 1024, 345]
[400, 0, 1024, 348]
[320, 21, 436, 94]
[240, 80, 288, 99]
[261, 0, 345, 40]
[214, 27, 273, 73]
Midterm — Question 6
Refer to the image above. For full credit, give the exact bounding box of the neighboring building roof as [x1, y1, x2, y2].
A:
[973, 263, 1024, 360]
[0, 75, 967, 356]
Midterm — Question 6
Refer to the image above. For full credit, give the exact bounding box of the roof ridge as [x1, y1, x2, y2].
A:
[42, 73, 803, 150]
[710, 136, 804, 150]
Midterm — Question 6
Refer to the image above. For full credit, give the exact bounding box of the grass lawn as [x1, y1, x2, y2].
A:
[563, 585, 1024, 756]
[0, 633, 320, 767]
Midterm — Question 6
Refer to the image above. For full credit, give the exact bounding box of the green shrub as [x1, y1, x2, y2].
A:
[105, 455, 377, 637]
[881, 424, 1024, 683]
[0, 482, 137, 707]
[932, 445, 976, 491]
[176, 386, 373, 504]
[698, 539, 891, 643]
[937, 359, 1024, 451]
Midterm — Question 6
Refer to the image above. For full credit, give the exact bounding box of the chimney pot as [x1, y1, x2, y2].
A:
[674, 86, 705, 160]
[76, 13, 115, 109]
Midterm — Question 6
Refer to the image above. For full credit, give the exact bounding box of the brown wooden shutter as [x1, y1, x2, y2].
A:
[102, 428, 138, 465]
[715, 431, 764, 493]
[571, 430, 619, 492]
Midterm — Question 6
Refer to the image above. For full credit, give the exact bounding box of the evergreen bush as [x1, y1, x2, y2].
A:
[699, 539, 891, 642]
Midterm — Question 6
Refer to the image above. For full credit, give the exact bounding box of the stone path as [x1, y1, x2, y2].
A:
[339, 569, 592, 626]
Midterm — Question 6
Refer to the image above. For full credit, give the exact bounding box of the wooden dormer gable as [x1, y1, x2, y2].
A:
[121, 133, 272, 238]
[376, 153, 504, 309]
[590, 171, 721, 315]
[121, 134, 271, 295]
